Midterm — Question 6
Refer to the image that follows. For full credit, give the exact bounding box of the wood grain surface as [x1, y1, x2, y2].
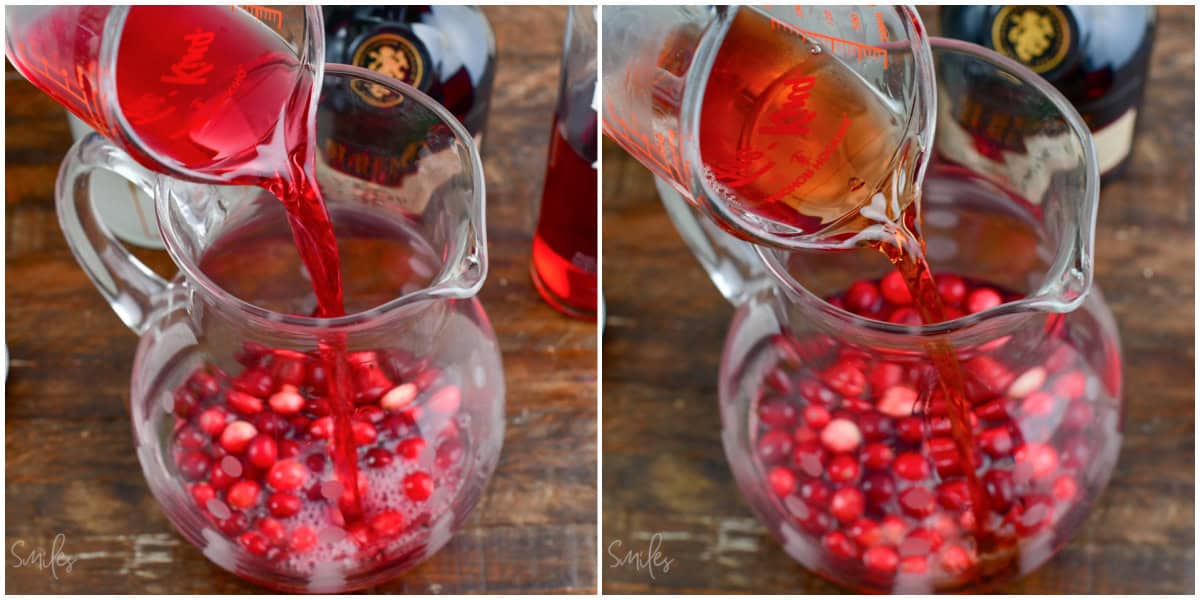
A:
[602, 6, 1194, 594]
[5, 6, 596, 594]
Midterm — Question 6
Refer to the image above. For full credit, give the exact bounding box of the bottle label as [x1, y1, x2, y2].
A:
[1092, 108, 1137, 174]
[349, 30, 430, 107]
[990, 6, 1076, 76]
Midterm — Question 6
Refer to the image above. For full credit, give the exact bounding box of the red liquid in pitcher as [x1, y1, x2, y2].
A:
[532, 112, 599, 317]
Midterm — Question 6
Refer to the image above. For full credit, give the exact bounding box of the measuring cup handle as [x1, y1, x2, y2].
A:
[655, 175, 772, 306]
[56, 133, 170, 335]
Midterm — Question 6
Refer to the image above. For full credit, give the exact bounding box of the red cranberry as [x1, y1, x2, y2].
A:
[797, 479, 831, 507]
[370, 510, 406, 538]
[266, 460, 308, 492]
[246, 435, 278, 470]
[845, 280, 882, 314]
[822, 362, 867, 398]
[878, 385, 918, 419]
[827, 454, 860, 483]
[435, 438, 465, 470]
[365, 447, 394, 469]
[253, 412, 288, 438]
[233, 369, 274, 398]
[900, 527, 943, 556]
[175, 425, 207, 451]
[1052, 371, 1087, 400]
[937, 480, 971, 510]
[174, 388, 198, 419]
[272, 357, 306, 388]
[758, 399, 798, 428]
[267, 492, 301, 518]
[308, 417, 334, 439]
[290, 526, 317, 552]
[217, 511, 249, 536]
[792, 442, 827, 479]
[863, 443, 894, 469]
[820, 418, 862, 453]
[219, 421, 258, 454]
[1014, 443, 1059, 482]
[939, 544, 973, 574]
[238, 531, 269, 556]
[352, 421, 378, 445]
[210, 457, 241, 490]
[226, 480, 261, 510]
[869, 362, 905, 392]
[983, 470, 1015, 511]
[797, 380, 839, 406]
[1052, 475, 1078, 501]
[404, 471, 435, 502]
[1008, 495, 1054, 535]
[893, 452, 930, 481]
[861, 472, 896, 504]
[768, 466, 796, 496]
[355, 369, 394, 404]
[935, 274, 967, 306]
[898, 487, 936, 517]
[257, 516, 287, 546]
[305, 453, 327, 474]
[191, 482, 216, 507]
[863, 545, 899, 574]
[235, 342, 269, 366]
[397, 437, 427, 460]
[857, 411, 893, 442]
[899, 555, 927, 574]
[764, 368, 792, 395]
[757, 429, 794, 465]
[176, 451, 211, 481]
[880, 270, 912, 306]
[822, 531, 860, 560]
[978, 426, 1014, 458]
[888, 307, 922, 326]
[305, 398, 331, 417]
[966, 287, 1002, 314]
[847, 518, 881, 547]
[830, 487, 865, 523]
[277, 439, 301, 459]
[879, 515, 908, 545]
[226, 390, 264, 416]
[197, 407, 230, 438]
[895, 416, 924, 443]
[967, 356, 1014, 395]
[973, 399, 1008, 422]
[803, 405, 831, 430]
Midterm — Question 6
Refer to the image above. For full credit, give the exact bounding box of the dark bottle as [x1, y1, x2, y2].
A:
[940, 6, 1156, 181]
[321, 7, 495, 186]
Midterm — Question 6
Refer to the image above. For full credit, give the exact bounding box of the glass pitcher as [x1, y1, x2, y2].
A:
[654, 39, 1121, 592]
[55, 65, 504, 592]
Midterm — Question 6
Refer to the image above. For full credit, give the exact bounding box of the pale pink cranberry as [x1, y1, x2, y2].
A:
[880, 270, 912, 305]
[381, 383, 419, 412]
[877, 384, 918, 418]
[268, 386, 304, 415]
[1021, 391, 1056, 417]
[219, 421, 258, 454]
[863, 545, 899, 574]
[822, 362, 866, 398]
[793, 442, 827, 478]
[827, 454, 859, 483]
[844, 280, 882, 314]
[1007, 367, 1047, 398]
[830, 487, 865, 523]
[893, 452, 930, 481]
[822, 531, 859, 560]
[935, 274, 967, 306]
[430, 385, 462, 414]
[898, 487, 936, 517]
[966, 287, 1002, 313]
[1052, 371, 1087, 400]
[226, 480, 261, 510]
[266, 460, 308, 492]
[768, 466, 796, 496]
[267, 492, 301, 518]
[820, 418, 862, 453]
[1014, 443, 1060, 481]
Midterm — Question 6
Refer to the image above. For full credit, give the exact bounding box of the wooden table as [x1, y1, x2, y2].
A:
[603, 6, 1194, 594]
[5, 6, 596, 594]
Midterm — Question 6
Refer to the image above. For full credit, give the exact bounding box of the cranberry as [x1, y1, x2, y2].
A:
[257, 516, 287, 546]
[888, 307, 922, 326]
[197, 407, 230, 437]
[176, 451, 211, 481]
[175, 425, 207, 451]
[1007, 367, 1047, 399]
[404, 471, 435, 502]
[1020, 391, 1055, 417]
[245, 435, 278, 470]
[358, 403, 387, 423]
[863, 443, 894, 469]
[900, 527, 943, 556]
[290, 526, 317, 552]
[1064, 401, 1093, 430]
[309, 417, 334, 439]
[238, 531, 270, 556]
[267, 492, 301, 518]
[764, 368, 792, 395]
[272, 357, 306, 388]
[768, 466, 797, 496]
[226, 480, 261, 510]
[253, 412, 288, 438]
[217, 511, 249, 536]
[966, 287, 1002, 314]
[1008, 495, 1054, 535]
[827, 454, 860, 483]
[898, 487, 936, 517]
[226, 390, 264, 416]
[880, 270, 912, 306]
[983, 470, 1015, 511]
[830, 487, 865, 523]
[268, 386, 304, 415]
[305, 398, 331, 417]
[757, 429, 794, 465]
[1052, 475, 1079, 501]
[266, 460, 308, 491]
[278, 439, 301, 459]
[974, 399, 1008, 422]
[845, 280, 882, 314]
[173, 388, 198, 419]
[937, 480, 971, 511]
[381, 383, 418, 412]
[879, 515, 908, 545]
[397, 437, 427, 460]
[219, 421, 258, 454]
[822, 362, 867, 398]
[210, 457, 242, 489]
[899, 555, 927, 574]
[435, 438, 465, 470]
[822, 531, 860, 560]
[792, 442, 827, 478]
[758, 399, 798, 428]
[861, 472, 896, 504]
[895, 416, 924, 443]
[188, 370, 222, 399]
[370, 510, 406, 538]
[939, 544, 973, 574]
[868, 362, 905, 392]
[1014, 443, 1059, 482]
[797, 479, 831, 506]
[847, 518, 881, 547]
[857, 411, 893, 442]
[935, 274, 967, 306]
[1052, 371, 1087, 400]
[820, 418, 862, 453]
[803, 405, 831, 430]
[235, 342, 269, 366]
[352, 421, 378, 445]
[967, 356, 1014, 396]
[305, 453, 327, 474]
[862, 545, 899, 574]
[191, 482, 216, 507]
[978, 426, 1014, 458]
[892, 452, 930, 481]
[233, 369, 274, 397]
[797, 380, 839, 406]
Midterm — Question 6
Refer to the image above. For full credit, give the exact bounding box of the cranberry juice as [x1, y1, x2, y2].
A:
[169, 207, 470, 573]
[532, 106, 598, 318]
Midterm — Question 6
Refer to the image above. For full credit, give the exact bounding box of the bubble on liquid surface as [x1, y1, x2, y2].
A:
[809, 44, 823, 55]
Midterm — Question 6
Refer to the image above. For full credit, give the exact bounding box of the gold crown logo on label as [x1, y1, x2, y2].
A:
[991, 5, 1072, 74]
[350, 32, 424, 107]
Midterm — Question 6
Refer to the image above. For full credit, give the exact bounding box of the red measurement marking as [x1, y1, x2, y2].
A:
[876, 11, 889, 43]
[602, 98, 692, 188]
[238, 5, 283, 31]
[851, 13, 862, 31]
[770, 19, 889, 69]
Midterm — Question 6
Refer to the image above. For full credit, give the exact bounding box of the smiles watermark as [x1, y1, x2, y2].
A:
[607, 532, 676, 581]
[10, 533, 77, 580]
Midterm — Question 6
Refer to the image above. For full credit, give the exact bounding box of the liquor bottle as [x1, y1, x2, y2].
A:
[940, 6, 1156, 182]
[322, 6, 496, 185]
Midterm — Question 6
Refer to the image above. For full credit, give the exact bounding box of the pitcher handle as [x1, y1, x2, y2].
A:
[56, 133, 169, 335]
[654, 175, 773, 306]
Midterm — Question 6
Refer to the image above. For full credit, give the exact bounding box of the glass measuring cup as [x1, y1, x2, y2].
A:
[5, 5, 322, 185]
[602, 5, 936, 250]
[656, 38, 1116, 592]
[55, 65, 503, 592]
